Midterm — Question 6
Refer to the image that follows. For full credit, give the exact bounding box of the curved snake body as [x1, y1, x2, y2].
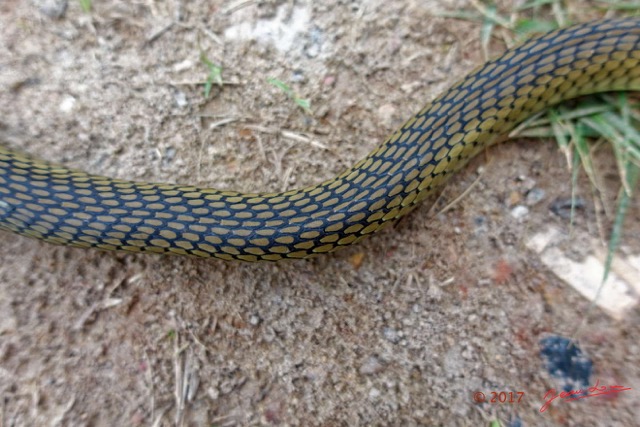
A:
[2, 18, 640, 261]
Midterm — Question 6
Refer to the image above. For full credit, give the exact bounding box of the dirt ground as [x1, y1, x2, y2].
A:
[1, 0, 640, 426]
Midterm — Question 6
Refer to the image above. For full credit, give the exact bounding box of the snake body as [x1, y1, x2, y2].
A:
[2, 18, 640, 261]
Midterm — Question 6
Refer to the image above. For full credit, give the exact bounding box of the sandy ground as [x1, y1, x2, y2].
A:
[1, 0, 640, 426]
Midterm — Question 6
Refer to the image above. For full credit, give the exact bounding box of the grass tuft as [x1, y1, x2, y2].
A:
[200, 53, 224, 99]
[267, 77, 312, 114]
[439, 1, 640, 285]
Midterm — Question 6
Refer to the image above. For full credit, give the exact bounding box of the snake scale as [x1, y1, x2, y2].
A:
[1, 18, 640, 261]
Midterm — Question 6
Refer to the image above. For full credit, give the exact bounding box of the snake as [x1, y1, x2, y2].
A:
[1, 18, 640, 262]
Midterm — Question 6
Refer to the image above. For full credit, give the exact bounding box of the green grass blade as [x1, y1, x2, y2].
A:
[79, 0, 92, 12]
[603, 165, 638, 282]
[200, 53, 223, 99]
[267, 78, 312, 114]
[480, 4, 498, 57]
[594, 1, 640, 11]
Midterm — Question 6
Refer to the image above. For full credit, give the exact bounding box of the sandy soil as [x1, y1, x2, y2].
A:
[1, 0, 639, 426]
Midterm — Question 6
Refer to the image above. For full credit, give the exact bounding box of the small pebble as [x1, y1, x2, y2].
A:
[525, 188, 546, 205]
[172, 59, 194, 73]
[550, 197, 585, 219]
[174, 91, 188, 108]
[377, 104, 397, 129]
[383, 327, 400, 344]
[359, 356, 384, 375]
[508, 190, 522, 206]
[165, 147, 176, 161]
[207, 387, 219, 400]
[36, 0, 68, 19]
[323, 75, 336, 87]
[291, 69, 305, 83]
[304, 27, 323, 58]
[59, 95, 76, 113]
[510, 205, 529, 220]
[473, 216, 488, 234]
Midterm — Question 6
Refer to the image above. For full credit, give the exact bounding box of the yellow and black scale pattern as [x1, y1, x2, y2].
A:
[2, 18, 640, 261]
